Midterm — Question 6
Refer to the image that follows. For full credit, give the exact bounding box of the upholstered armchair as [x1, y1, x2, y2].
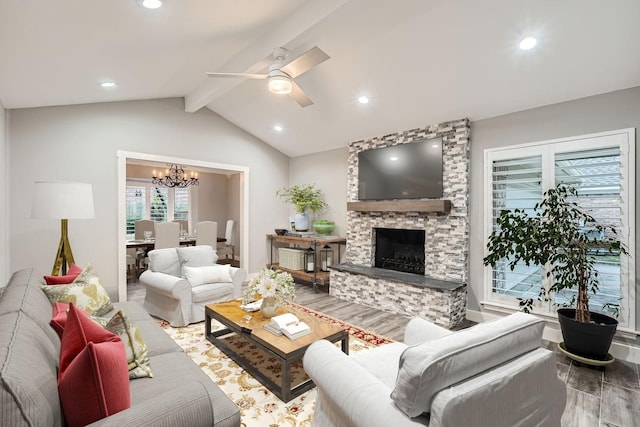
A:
[139, 245, 246, 326]
[303, 312, 566, 427]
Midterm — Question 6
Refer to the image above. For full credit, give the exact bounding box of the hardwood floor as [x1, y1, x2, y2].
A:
[127, 279, 640, 426]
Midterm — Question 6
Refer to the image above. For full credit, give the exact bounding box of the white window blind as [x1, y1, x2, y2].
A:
[174, 188, 189, 221]
[484, 129, 634, 328]
[126, 180, 193, 236]
[126, 186, 146, 236]
[150, 187, 168, 222]
[490, 155, 543, 301]
[554, 147, 623, 314]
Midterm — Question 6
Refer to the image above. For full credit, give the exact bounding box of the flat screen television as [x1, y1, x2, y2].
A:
[358, 137, 443, 200]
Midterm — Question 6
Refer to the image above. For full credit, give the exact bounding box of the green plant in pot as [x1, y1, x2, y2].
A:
[276, 184, 327, 232]
[483, 183, 628, 362]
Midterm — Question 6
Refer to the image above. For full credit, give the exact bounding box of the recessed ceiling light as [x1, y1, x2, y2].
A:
[139, 0, 162, 9]
[389, 156, 398, 161]
[100, 81, 116, 88]
[358, 95, 369, 104]
[432, 144, 439, 148]
[519, 36, 537, 50]
[274, 125, 283, 132]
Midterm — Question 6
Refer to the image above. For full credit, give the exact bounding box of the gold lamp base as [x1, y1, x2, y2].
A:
[51, 219, 76, 276]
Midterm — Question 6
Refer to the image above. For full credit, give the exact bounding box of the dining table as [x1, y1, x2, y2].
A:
[126, 236, 226, 250]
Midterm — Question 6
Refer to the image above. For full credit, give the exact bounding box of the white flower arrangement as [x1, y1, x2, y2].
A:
[245, 267, 295, 308]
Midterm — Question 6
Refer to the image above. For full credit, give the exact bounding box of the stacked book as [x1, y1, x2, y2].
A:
[264, 313, 311, 339]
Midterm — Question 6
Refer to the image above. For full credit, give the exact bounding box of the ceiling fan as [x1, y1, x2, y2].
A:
[206, 46, 329, 108]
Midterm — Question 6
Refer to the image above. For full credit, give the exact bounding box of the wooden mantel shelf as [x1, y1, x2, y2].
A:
[347, 199, 451, 214]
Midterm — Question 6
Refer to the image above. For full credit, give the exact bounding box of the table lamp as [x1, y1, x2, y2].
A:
[31, 181, 95, 276]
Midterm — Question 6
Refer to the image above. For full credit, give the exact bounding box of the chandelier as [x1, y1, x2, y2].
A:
[152, 164, 199, 188]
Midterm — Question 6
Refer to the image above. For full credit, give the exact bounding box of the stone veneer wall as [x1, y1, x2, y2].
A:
[330, 118, 470, 327]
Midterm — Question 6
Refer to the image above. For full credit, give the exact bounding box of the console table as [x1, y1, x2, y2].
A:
[266, 234, 347, 292]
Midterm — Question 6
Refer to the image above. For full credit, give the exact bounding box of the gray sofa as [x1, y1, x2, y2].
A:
[304, 312, 566, 427]
[0, 268, 240, 427]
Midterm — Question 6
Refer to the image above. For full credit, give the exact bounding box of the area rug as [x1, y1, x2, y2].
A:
[160, 302, 393, 427]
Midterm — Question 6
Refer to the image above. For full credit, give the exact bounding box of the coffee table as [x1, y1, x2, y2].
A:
[205, 300, 349, 402]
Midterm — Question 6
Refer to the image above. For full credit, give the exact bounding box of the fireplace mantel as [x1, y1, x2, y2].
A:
[347, 199, 451, 214]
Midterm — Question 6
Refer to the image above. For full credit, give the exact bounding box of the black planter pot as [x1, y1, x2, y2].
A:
[557, 308, 617, 361]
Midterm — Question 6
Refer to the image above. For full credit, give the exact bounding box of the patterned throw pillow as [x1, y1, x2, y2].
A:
[49, 303, 151, 380]
[102, 309, 153, 379]
[41, 263, 114, 316]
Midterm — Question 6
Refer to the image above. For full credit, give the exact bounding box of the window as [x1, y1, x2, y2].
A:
[174, 188, 189, 220]
[125, 180, 193, 236]
[126, 185, 145, 236]
[484, 129, 635, 328]
[150, 187, 168, 222]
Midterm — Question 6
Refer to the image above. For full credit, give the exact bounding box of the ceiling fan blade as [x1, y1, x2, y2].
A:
[281, 46, 330, 79]
[289, 81, 313, 107]
[206, 72, 267, 79]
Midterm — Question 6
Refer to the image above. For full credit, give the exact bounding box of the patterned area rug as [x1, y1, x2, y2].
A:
[160, 302, 393, 427]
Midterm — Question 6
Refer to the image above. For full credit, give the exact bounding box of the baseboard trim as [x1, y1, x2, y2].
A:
[466, 308, 640, 364]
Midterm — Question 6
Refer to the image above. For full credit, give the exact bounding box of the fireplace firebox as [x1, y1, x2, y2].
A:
[374, 228, 425, 275]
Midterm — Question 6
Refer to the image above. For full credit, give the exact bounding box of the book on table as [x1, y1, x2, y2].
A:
[263, 313, 311, 339]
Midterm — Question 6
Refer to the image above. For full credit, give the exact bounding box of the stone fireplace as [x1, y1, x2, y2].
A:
[330, 118, 470, 328]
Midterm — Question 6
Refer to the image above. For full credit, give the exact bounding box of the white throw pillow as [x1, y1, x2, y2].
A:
[391, 312, 544, 417]
[176, 245, 218, 277]
[183, 265, 233, 286]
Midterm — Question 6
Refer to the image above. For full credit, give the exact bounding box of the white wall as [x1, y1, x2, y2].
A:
[0, 101, 7, 283]
[288, 147, 349, 236]
[470, 86, 640, 331]
[8, 98, 290, 298]
[196, 172, 229, 225]
[227, 173, 242, 254]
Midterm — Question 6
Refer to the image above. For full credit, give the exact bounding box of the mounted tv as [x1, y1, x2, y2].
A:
[358, 137, 443, 200]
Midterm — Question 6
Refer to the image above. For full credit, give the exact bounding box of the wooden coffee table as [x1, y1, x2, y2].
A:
[204, 300, 349, 402]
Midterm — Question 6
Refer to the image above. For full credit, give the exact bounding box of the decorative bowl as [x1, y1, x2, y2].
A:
[274, 228, 288, 235]
[313, 220, 335, 236]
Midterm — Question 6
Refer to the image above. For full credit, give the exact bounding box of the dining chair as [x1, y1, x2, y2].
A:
[134, 219, 155, 240]
[134, 219, 156, 273]
[172, 219, 189, 236]
[155, 221, 181, 249]
[217, 219, 235, 264]
[195, 221, 218, 248]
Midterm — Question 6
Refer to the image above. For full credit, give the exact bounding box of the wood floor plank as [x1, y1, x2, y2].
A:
[604, 360, 640, 391]
[600, 382, 640, 426]
[566, 363, 604, 397]
[561, 387, 600, 427]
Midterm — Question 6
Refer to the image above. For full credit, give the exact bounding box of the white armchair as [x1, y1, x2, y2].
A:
[139, 245, 246, 326]
[303, 312, 566, 427]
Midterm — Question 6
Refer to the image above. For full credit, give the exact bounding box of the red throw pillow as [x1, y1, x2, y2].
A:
[43, 263, 83, 285]
[58, 304, 130, 426]
[50, 302, 70, 338]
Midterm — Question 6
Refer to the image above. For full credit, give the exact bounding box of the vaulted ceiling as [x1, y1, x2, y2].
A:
[1, 0, 639, 157]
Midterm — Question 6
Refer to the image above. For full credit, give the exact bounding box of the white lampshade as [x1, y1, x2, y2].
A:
[31, 181, 95, 220]
[268, 75, 292, 95]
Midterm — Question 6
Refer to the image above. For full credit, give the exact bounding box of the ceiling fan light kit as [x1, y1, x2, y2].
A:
[206, 46, 329, 107]
[268, 74, 292, 95]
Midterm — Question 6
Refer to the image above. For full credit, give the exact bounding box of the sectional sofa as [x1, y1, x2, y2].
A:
[0, 268, 240, 426]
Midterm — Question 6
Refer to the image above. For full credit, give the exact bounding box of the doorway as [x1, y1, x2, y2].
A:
[116, 151, 250, 302]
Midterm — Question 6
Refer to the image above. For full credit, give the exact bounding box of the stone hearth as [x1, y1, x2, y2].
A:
[330, 118, 470, 328]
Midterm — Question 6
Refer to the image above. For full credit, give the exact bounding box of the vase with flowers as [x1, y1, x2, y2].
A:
[245, 268, 295, 318]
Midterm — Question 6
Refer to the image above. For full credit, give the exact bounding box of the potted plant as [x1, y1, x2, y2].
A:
[276, 183, 327, 231]
[245, 267, 295, 318]
[483, 183, 628, 361]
